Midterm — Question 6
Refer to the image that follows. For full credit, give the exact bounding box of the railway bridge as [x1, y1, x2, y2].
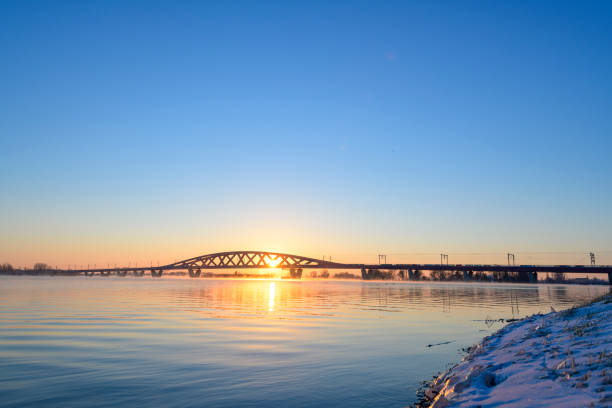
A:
[59, 251, 612, 284]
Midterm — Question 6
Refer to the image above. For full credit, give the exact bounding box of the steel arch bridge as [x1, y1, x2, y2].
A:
[165, 251, 349, 269]
[63, 251, 358, 278]
[41, 250, 612, 283]
[166, 251, 352, 275]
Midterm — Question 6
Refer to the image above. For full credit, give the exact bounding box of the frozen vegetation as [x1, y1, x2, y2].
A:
[418, 294, 612, 407]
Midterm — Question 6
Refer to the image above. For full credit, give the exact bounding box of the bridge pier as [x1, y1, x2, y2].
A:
[462, 271, 474, 281]
[100, 270, 111, 277]
[188, 267, 201, 278]
[117, 270, 127, 277]
[517, 271, 527, 282]
[133, 270, 144, 277]
[289, 268, 302, 279]
[407, 269, 414, 280]
[151, 269, 163, 278]
[608, 272, 612, 285]
[84, 270, 95, 277]
[529, 271, 537, 283]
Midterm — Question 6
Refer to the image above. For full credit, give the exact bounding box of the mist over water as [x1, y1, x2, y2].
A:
[0, 277, 608, 407]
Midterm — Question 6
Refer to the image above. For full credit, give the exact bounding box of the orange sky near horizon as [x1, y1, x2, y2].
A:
[2, 233, 610, 270]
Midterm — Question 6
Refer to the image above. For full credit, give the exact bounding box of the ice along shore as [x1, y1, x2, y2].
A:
[416, 293, 612, 407]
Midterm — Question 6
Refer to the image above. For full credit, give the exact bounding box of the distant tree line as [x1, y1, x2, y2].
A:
[362, 269, 545, 283]
[543, 272, 567, 283]
[334, 272, 360, 279]
[0, 262, 70, 275]
[309, 270, 330, 279]
[427, 270, 534, 282]
[0, 263, 13, 272]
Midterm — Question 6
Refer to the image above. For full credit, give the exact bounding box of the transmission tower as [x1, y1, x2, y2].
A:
[507, 253, 515, 266]
[378, 254, 387, 264]
[440, 254, 448, 265]
[590, 252, 596, 266]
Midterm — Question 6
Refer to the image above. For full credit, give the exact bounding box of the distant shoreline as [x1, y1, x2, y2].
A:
[415, 293, 612, 407]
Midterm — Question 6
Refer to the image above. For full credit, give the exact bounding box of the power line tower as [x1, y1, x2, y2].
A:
[590, 252, 596, 266]
[440, 254, 448, 265]
[378, 254, 387, 264]
[507, 253, 515, 266]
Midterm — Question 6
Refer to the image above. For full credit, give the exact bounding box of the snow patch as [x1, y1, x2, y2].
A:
[416, 295, 612, 407]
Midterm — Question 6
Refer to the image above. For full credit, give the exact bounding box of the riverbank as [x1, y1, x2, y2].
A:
[416, 293, 612, 407]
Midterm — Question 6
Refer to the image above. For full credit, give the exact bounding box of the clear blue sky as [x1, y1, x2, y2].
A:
[1, 1, 611, 266]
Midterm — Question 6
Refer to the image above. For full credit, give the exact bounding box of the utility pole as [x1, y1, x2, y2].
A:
[440, 254, 448, 265]
[588, 252, 596, 281]
[507, 253, 515, 266]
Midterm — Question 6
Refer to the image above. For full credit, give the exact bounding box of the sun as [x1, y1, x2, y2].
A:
[265, 255, 282, 268]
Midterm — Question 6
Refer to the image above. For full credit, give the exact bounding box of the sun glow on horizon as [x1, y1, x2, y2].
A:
[264, 255, 282, 268]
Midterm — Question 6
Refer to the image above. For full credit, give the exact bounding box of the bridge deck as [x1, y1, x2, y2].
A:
[62, 263, 612, 274]
[15, 250, 612, 275]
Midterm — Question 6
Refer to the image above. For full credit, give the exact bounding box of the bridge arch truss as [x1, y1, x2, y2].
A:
[165, 251, 349, 270]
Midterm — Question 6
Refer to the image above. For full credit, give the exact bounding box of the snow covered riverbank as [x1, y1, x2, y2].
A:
[417, 293, 612, 407]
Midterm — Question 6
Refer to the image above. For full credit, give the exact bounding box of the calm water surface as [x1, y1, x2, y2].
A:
[0, 276, 608, 407]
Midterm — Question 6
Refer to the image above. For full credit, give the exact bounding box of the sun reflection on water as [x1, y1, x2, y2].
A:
[268, 281, 276, 311]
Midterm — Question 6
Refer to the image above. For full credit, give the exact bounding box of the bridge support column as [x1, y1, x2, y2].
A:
[188, 267, 201, 278]
[608, 272, 612, 285]
[361, 268, 367, 280]
[133, 270, 144, 277]
[117, 270, 127, 277]
[529, 272, 537, 283]
[517, 271, 528, 282]
[84, 271, 95, 277]
[100, 270, 110, 277]
[151, 269, 163, 278]
[463, 271, 468, 281]
[407, 269, 414, 280]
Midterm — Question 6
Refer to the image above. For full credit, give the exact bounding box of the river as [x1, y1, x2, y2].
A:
[0, 276, 608, 407]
